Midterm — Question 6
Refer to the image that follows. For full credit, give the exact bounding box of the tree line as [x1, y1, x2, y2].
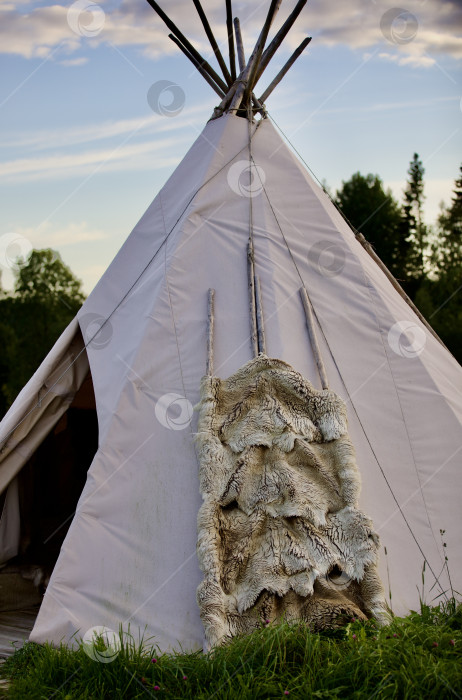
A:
[335, 155, 461, 363]
[0, 155, 460, 419]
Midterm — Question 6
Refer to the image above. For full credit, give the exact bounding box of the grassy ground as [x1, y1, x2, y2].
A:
[1, 602, 461, 699]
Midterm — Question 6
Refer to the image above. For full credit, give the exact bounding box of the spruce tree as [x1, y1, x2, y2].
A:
[402, 153, 428, 281]
[416, 164, 462, 363]
[335, 172, 405, 278]
[436, 164, 462, 269]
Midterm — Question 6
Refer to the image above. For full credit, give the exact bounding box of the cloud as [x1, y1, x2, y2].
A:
[0, 221, 112, 293]
[377, 51, 435, 68]
[0, 5, 80, 59]
[0, 0, 460, 66]
[0, 1, 175, 60]
[0, 0, 31, 10]
[59, 56, 88, 66]
[0, 99, 216, 184]
[15, 220, 110, 247]
[0, 135, 191, 182]
[0, 102, 212, 151]
[317, 94, 459, 116]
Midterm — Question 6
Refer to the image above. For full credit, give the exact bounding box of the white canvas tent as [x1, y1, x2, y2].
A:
[1, 0, 461, 653]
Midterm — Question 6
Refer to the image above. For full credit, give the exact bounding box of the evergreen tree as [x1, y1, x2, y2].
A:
[402, 153, 428, 281]
[415, 164, 462, 364]
[335, 172, 406, 279]
[436, 164, 462, 269]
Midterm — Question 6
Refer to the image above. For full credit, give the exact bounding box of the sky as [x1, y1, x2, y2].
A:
[0, 0, 461, 294]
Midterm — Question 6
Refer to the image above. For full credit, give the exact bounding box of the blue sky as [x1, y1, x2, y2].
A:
[0, 0, 461, 293]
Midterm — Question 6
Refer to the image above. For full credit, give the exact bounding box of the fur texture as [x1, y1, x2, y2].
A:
[196, 355, 387, 647]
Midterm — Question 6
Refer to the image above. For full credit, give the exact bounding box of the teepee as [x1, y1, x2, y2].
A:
[1, 0, 461, 653]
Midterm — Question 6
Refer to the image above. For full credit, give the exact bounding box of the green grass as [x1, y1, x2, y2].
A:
[1, 602, 461, 699]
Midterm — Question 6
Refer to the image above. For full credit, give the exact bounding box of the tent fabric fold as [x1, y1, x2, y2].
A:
[0, 321, 89, 497]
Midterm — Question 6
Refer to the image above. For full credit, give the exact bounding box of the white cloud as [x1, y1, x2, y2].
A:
[0, 2, 175, 59]
[0, 135, 192, 182]
[59, 56, 88, 66]
[15, 220, 109, 247]
[320, 95, 459, 116]
[377, 51, 436, 68]
[0, 102, 212, 151]
[0, 221, 111, 291]
[0, 98, 216, 183]
[0, 5, 80, 59]
[0, 0, 460, 66]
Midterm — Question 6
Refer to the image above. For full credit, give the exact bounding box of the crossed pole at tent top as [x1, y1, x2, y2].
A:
[144, 0, 312, 117]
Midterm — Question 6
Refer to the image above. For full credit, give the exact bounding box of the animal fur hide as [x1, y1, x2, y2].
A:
[196, 355, 388, 648]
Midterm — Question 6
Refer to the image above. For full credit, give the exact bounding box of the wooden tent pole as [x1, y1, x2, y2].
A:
[225, 0, 237, 81]
[168, 34, 225, 98]
[255, 275, 267, 355]
[145, 0, 229, 93]
[242, 0, 282, 107]
[211, 87, 265, 120]
[255, 0, 308, 85]
[247, 242, 259, 357]
[234, 17, 246, 73]
[206, 288, 215, 376]
[258, 36, 311, 104]
[211, 81, 239, 119]
[192, 0, 233, 85]
[300, 287, 329, 390]
[229, 0, 281, 113]
[355, 232, 448, 351]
